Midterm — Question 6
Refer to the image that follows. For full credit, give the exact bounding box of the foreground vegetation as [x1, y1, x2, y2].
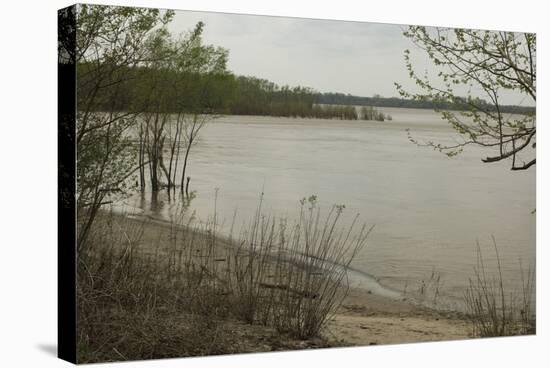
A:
[77, 197, 372, 362]
[77, 202, 535, 363]
[463, 238, 535, 337]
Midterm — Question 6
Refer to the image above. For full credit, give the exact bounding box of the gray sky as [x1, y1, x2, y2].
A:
[168, 10, 531, 106]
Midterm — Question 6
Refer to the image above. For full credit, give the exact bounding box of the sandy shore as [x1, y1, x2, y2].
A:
[328, 288, 470, 346]
[109, 211, 472, 348]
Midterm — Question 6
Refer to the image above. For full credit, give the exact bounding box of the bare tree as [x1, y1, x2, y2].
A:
[165, 112, 185, 190]
[162, 22, 230, 194]
[162, 23, 209, 191]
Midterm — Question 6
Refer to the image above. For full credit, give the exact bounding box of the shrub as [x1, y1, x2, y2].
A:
[463, 237, 535, 337]
[229, 196, 372, 338]
[76, 196, 371, 361]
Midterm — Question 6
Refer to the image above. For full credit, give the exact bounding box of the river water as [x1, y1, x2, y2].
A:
[118, 107, 536, 311]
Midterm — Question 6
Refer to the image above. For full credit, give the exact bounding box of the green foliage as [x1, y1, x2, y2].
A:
[310, 104, 358, 120]
[227, 76, 316, 117]
[75, 5, 175, 248]
[75, 4, 237, 246]
[227, 77, 362, 120]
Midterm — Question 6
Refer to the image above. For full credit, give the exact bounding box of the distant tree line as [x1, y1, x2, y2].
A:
[226, 76, 314, 117]
[315, 92, 535, 115]
[82, 70, 392, 121]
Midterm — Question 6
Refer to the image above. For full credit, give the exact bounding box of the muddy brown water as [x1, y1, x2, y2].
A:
[117, 107, 535, 311]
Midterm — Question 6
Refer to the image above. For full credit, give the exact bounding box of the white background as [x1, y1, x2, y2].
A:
[0, 0, 547, 366]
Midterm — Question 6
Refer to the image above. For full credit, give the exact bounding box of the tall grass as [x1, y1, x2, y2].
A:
[463, 237, 535, 337]
[77, 212, 235, 362]
[77, 196, 371, 362]
[402, 267, 443, 308]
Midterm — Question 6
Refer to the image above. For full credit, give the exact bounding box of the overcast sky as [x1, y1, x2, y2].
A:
[168, 10, 531, 106]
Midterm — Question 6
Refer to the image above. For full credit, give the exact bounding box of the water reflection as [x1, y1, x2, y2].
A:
[131, 189, 196, 223]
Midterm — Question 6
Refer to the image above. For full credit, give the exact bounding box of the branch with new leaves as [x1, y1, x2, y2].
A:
[396, 26, 536, 171]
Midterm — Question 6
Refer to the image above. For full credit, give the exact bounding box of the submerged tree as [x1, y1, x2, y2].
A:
[396, 27, 536, 171]
[137, 26, 174, 192]
[134, 21, 232, 193]
[169, 22, 231, 194]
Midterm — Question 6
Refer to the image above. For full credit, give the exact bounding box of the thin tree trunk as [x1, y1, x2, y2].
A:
[172, 115, 183, 190]
[138, 121, 146, 190]
[166, 113, 182, 189]
[180, 136, 193, 193]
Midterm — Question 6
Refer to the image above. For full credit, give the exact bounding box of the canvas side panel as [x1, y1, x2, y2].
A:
[58, 4, 77, 364]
